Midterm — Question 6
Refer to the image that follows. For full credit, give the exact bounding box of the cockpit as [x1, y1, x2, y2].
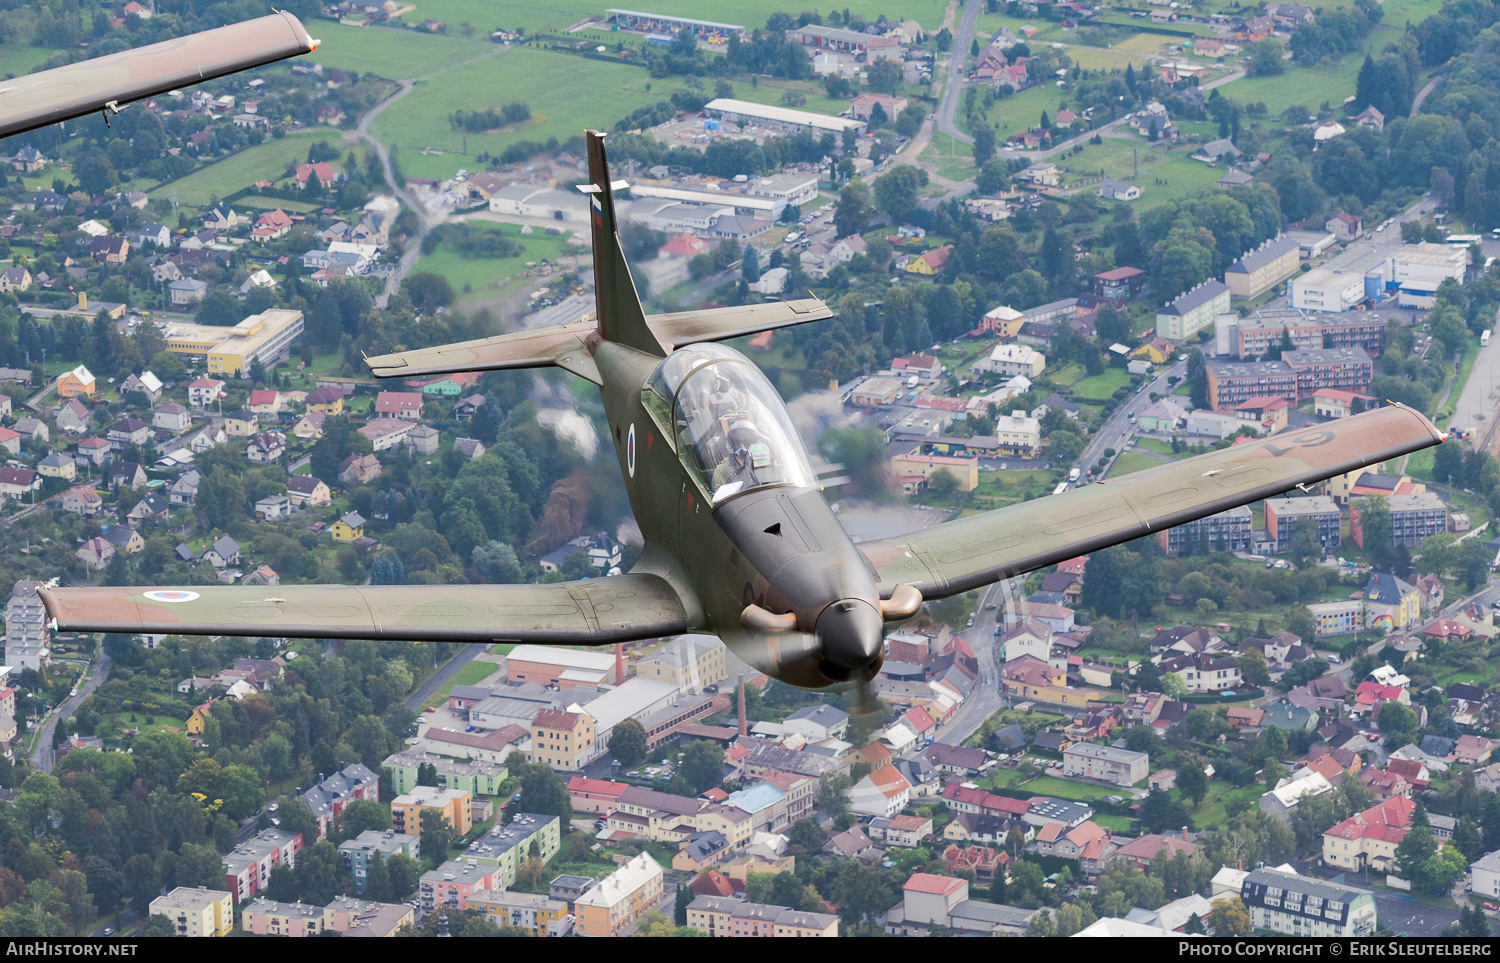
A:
[643, 343, 817, 505]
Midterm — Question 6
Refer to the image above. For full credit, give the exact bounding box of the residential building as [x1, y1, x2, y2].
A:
[634, 634, 729, 690]
[1353, 492, 1447, 548]
[1358, 572, 1421, 632]
[1159, 651, 1242, 693]
[149, 887, 234, 937]
[575, 852, 665, 937]
[1263, 496, 1341, 554]
[1241, 868, 1377, 937]
[1224, 235, 1301, 299]
[782, 704, 850, 743]
[1156, 505, 1253, 556]
[1321, 796, 1417, 872]
[338, 831, 420, 894]
[302, 763, 379, 841]
[1157, 281, 1230, 341]
[530, 707, 596, 771]
[222, 828, 302, 903]
[57, 364, 96, 398]
[1205, 359, 1298, 409]
[1094, 266, 1149, 302]
[187, 377, 226, 408]
[972, 343, 1046, 378]
[463, 889, 572, 937]
[331, 512, 365, 542]
[849, 765, 912, 818]
[686, 895, 839, 937]
[462, 812, 561, 889]
[241, 895, 413, 937]
[286, 475, 332, 507]
[390, 786, 472, 836]
[1062, 743, 1149, 786]
[5, 581, 49, 671]
[1226, 309, 1386, 360]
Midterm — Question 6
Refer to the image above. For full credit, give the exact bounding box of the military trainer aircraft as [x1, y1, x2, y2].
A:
[32, 21, 1444, 695]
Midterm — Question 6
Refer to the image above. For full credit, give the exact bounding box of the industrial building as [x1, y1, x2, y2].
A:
[161, 309, 305, 378]
[1288, 268, 1366, 312]
[702, 98, 865, 136]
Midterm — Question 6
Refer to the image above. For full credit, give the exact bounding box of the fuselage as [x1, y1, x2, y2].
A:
[593, 339, 888, 690]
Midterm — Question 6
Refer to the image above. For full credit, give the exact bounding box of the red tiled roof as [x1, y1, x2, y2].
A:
[904, 872, 966, 896]
[1323, 796, 1415, 843]
[567, 776, 627, 797]
[533, 708, 582, 730]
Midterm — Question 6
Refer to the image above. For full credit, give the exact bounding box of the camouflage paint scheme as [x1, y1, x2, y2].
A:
[42, 127, 1445, 693]
[0, 12, 317, 141]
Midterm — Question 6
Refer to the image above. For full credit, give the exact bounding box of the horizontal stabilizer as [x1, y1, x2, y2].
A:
[0, 12, 317, 140]
[40, 574, 689, 645]
[364, 297, 833, 382]
[365, 319, 598, 382]
[648, 298, 833, 347]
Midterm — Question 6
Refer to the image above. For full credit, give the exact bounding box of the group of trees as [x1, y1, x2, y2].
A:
[449, 103, 531, 132]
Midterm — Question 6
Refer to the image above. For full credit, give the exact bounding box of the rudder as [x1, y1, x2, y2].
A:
[584, 130, 666, 357]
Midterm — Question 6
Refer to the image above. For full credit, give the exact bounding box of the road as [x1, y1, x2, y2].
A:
[934, 0, 984, 147]
[403, 642, 490, 712]
[927, 580, 1006, 745]
[33, 653, 111, 773]
[1075, 359, 1188, 481]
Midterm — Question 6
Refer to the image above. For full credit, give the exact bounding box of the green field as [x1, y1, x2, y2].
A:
[1068, 367, 1131, 400]
[308, 21, 495, 76]
[1215, 24, 1406, 115]
[0, 42, 58, 80]
[1066, 46, 1149, 71]
[1107, 450, 1165, 477]
[415, 219, 575, 301]
[147, 131, 332, 207]
[984, 84, 1072, 139]
[370, 48, 720, 180]
[390, 0, 953, 33]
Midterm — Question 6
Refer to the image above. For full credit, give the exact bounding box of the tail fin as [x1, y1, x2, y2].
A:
[584, 130, 666, 357]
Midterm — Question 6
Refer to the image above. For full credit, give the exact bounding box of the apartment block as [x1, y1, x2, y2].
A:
[338, 831, 419, 895]
[1157, 280, 1230, 341]
[462, 890, 572, 937]
[302, 762, 379, 841]
[240, 894, 414, 937]
[1224, 235, 1301, 299]
[390, 786, 472, 837]
[575, 852, 665, 937]
[1229, 309, 1386, 360]
[420, 859, 500, 915]
[1155, 505, 1252, 556]
[686, 895, 840, 937]
[464, 812, 560, 889]
[1284, 347, 1373, 396]
[1241, 869, 1376, 937]
[1385, 492, 1449, 547]
[529, 707, 596, 771]
[634, 634, 729, 690]
[222, 828, 302, 904]
[1205, 359, 1297, 409]
[1062, 743, 1149, 787]
[1263, 496, 1341, 554]
[384, 749, 509, 796]
[149, 887, 233, 937]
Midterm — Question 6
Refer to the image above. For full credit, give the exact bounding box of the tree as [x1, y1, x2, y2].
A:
[741, 244, 761, 283]
[1238, 648, 1272, 687]
[1247, 38, 1286, 76]
[608, 718, 648, 769]
[834, 180, 872, 239]
[420, 808, 454, 865]
[298, 841, 344, 905]
[867, 59, 902, 95]
[679, 740, 725, 794]
[972, 124, 997, 166]
[1025, 908, 1055, 937]
[873, 165, 925, 221]
[1395, 802, 1438, 884]
[1207, 897, 1252, 935]
[363, 850, 392, 901]
[1289, 518, 1324, 570]
[818, 772, 851, 820]
[1187, 349, 1209, 410]
[513, 758, 573, 823]
[1178, 754, 1210, 808]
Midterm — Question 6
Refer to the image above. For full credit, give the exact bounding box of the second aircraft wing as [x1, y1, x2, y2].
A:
[859, 404, 1444, 601]
[40, 574, 688, 644]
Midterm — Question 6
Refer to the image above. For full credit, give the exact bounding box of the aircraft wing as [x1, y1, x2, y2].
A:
[647, 298, 833, 347]
[859, 404, 1443, 601]
[0, 12, 317, 141]
[39, 574, 688, 644]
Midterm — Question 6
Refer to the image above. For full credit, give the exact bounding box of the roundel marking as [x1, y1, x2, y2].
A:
[143, 590, 200, 603]
[627, 423, 636, 478]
